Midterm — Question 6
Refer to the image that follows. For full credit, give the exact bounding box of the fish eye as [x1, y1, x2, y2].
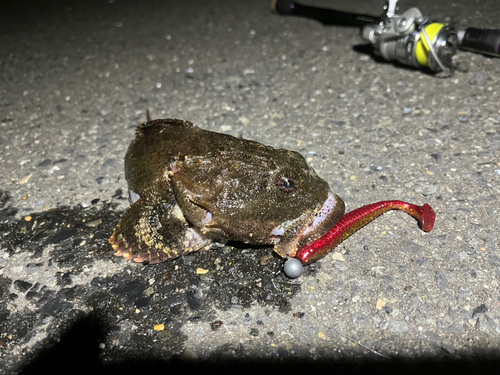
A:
[278, 177, 299, 192]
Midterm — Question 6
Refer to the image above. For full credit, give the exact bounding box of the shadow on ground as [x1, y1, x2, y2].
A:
[18, 312, 500, 375]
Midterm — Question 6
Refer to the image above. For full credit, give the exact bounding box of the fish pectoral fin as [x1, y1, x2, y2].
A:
[109, 197, 212, 264]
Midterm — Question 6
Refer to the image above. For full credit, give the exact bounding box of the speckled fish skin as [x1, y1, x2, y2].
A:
[109, 119, 344, 264]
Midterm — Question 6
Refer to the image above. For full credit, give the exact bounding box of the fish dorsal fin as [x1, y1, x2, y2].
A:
[135, 118, 197, 136]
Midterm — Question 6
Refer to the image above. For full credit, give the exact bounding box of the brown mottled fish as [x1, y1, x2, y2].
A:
[110, 119, 344, 264]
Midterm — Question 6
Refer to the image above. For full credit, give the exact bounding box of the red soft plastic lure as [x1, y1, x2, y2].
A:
[284, 201, 436, 278]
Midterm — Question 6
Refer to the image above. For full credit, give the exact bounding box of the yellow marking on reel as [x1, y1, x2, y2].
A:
[415, 23, 445, 67]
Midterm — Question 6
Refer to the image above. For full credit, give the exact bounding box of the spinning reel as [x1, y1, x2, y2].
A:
[272, 0, 500, 76]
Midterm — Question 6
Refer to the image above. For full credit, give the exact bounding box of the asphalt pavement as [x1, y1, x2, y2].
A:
[1, 0, 499, 373]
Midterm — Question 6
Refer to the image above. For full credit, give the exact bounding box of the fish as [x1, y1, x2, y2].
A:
[109, 118, 345, 264]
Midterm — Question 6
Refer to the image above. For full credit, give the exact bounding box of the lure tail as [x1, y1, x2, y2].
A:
[295, 200, 436, 265]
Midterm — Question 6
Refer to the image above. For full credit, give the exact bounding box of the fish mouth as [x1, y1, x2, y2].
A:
[272, 190, 345, 258]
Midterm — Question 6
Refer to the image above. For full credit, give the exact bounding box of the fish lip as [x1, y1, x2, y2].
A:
[272, 190, 345, 258]
[301, 190, 337, 237]
[296, 191, 345, 249]
[270, 191, 337, 237]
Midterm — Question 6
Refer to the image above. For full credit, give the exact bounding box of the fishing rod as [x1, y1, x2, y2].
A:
[272, 0, 500, 76]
